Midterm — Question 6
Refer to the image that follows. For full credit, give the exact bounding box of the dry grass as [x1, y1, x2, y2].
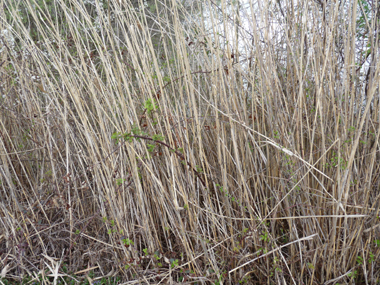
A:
[0, 0, 379, 284]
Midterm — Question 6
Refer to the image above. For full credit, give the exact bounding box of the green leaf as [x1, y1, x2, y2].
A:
[152, 134, 165, 141]
[147, 144, 156, 152]
[111, 132, 121, 140]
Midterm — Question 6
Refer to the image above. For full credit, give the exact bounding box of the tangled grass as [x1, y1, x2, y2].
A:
[0, 0, 379, 284]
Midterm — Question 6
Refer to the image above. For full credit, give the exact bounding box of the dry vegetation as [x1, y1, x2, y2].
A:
[0, 0, 379, 284]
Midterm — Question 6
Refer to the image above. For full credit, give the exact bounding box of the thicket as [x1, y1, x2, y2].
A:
[0, 0, 379, 284]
